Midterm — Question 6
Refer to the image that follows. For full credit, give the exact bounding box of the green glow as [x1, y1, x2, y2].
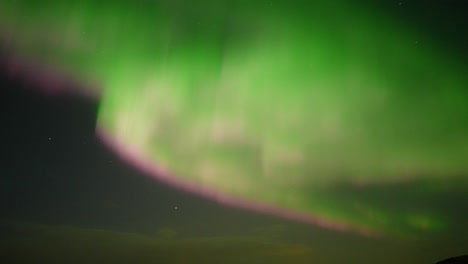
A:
[1, 0, 467, 236]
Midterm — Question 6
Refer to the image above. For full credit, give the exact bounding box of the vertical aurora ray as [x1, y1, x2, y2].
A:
[1, 0, 467, 237]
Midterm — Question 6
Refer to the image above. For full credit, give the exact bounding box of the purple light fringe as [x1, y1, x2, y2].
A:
[96, 126, 379, 237]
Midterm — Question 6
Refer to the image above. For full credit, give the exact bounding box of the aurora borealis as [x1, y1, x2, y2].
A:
[1, 0, 467, 243]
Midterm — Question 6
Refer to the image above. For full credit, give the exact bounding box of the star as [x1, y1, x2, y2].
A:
[174, 206, 178, 210]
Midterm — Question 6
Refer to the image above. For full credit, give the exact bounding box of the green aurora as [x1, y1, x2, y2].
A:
[1, 0, 467, 237]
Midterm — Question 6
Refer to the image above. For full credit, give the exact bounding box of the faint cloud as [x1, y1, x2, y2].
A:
[154, 227, 177, 239]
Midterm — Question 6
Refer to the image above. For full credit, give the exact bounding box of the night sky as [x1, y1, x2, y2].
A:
[1, 1, 468, 263]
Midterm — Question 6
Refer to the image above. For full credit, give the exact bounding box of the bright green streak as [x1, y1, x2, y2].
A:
[1, 0, 467, 236]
